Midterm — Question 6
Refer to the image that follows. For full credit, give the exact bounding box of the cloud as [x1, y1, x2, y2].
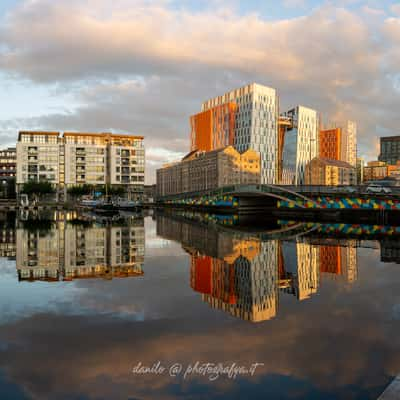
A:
[0, 0, 399, 182]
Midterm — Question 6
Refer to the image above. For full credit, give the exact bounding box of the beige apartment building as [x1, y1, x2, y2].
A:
[156, 146, 260, 197]
[305, 157, 357, 186]
[16, 131, 145, 201]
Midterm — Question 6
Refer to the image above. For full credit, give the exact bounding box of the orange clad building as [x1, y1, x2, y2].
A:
[190, 103, 236, 152]
[319, 128, 342, 160]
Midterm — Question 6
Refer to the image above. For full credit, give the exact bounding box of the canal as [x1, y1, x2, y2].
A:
[0, 210, 399, 399]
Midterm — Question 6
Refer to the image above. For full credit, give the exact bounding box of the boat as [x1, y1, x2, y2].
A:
[113, 198, 142, 210]
[80, 199, 101, 207]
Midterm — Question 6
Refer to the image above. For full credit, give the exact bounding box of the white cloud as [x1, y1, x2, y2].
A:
[0, 0, 399, 182]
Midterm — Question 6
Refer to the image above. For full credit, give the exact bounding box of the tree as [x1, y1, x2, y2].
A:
[98, 185, 125, 197]
[67, 184, 94, 197]
[21, 181, 55, 196]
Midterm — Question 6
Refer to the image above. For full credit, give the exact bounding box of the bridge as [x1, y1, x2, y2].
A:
[158, 184, 400, 208]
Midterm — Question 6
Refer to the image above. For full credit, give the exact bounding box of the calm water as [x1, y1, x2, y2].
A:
[0, 210, 400, 399]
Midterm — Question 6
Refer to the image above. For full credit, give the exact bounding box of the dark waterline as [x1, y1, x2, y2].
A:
[0, 210, 399, 399]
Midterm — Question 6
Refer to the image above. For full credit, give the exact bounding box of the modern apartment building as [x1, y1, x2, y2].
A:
[319, 128, 341, 160]
[156, 146, 260, 197]
[281, 106, 319, 185]
[0, 147, 16, 182]
[194, 83, 279, 184]
[16, 131, 145, 200]
[305, 157, 357, 186]
[190, 103, 236, 152]
[341, 121, 357, 167]
[379, 135, 400, 165]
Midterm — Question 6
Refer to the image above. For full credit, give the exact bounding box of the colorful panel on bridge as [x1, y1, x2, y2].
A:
[166, 195, 239, 208]
[279, 220, 400, 236]
[278, 196, 400, 210]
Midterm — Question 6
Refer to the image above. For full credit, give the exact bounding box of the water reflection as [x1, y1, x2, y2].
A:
[156, 213, 360, 322]
[0, 210, 400, 399]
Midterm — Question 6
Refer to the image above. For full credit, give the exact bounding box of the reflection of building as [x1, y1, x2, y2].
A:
[200, 83, 279, 184]
[192, 241, 279, 323]
[16, 220, 145, 282]
[0, 228, 16, 259]
[379, 135, 400, 165]
[305, 158, 356, 185]
[319, 244, 358, 283]
[156, 146, 260, 197]
[380, 239, 400, 264]
[281, 242, 319, 300]
[281, 106, 318, 185]
[16, 131, 145, 201]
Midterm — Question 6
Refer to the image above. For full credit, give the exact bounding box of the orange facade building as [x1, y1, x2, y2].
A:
[319, 128, 342, 160]
[190, 103, 236, 152]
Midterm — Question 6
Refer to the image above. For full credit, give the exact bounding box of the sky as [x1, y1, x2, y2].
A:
[0, 0, 400, 183]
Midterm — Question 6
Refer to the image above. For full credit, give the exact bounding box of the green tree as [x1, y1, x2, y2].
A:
[67, 184, 94, 197]
[21, 181, 55, 196]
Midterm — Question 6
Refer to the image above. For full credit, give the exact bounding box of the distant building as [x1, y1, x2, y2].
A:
[305, 157, 357, 186]
[156, 146, 260, 197]
[379, 135, 400, 165]
[341, 121, 357, 167]
[281, 106, 318, 185]
[0, 147, 16, 182]
[356, 157, 364, 185]
[319, 128, 341, 160]
[363, 161, 389, 182]
[16, 131, 145, 201]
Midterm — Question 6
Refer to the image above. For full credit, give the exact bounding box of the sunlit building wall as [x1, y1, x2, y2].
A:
[190, 103, 237, 152]
[16, 131, 62, 190]
[319, 128, 341, 160]
[341, 121, 357, 167]
[17, 131, 145, 201]
[201, 83, 279, 184]
[156, 146, 260, 197]
[304, 157, 357, 185]
[281, 106, 318, 185]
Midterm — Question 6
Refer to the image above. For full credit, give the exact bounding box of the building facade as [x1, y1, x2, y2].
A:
[190, 103, 236, 152]
[341, 121, 357, 167]
[16, 131, 145, 200]
[281, 106, 318, 185]
[198, 83, 279, 184]
[305, 157, 357, 186]
[0, 147, 16, 182]
[363, 161, 389, 182]
[156, 146, 260, 197]
[356, 157, 364, 185]
[319, 128, 341, 160]
[379, 136, 400, 165]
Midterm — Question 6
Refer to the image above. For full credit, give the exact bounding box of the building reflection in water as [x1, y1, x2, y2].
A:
[156, 214, 359, 323]
[15, 213, 145, 282]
